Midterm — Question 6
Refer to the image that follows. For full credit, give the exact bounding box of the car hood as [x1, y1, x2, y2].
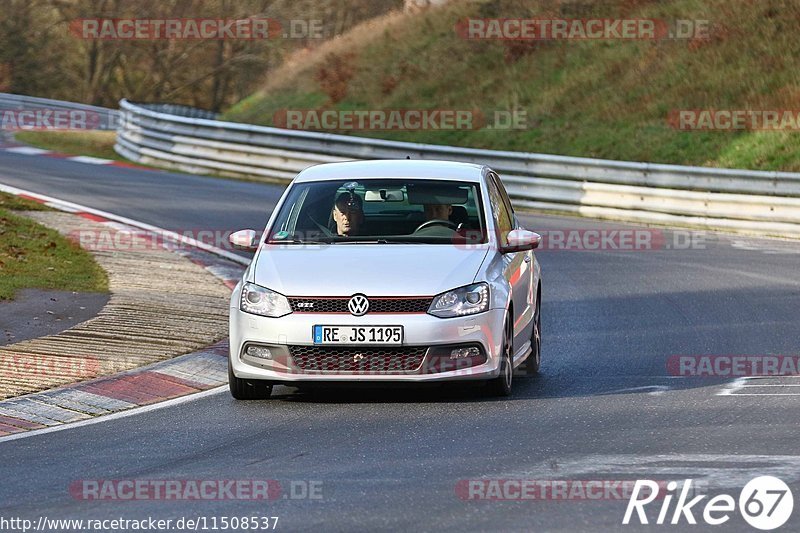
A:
[252, 244, 489, 296]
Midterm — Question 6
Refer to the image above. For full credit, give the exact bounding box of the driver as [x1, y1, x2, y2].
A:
[423, 203, 453, 222]
[333, 192, 364, 236]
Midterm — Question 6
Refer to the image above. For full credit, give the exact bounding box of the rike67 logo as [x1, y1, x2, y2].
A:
[623, 476, 793, 530]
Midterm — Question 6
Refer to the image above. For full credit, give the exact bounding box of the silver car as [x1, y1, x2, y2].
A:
[227, 160, 542, 399]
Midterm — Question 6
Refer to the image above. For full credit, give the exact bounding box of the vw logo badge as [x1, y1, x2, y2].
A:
[348, 294, 370, 316]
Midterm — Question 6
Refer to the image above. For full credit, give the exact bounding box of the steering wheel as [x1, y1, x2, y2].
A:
[414, 219, 458, 233]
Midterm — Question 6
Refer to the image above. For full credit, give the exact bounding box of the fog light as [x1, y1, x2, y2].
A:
[450, 346, 481, 360]
[245, 345, 273, 360]
[425, 344, 487, 373]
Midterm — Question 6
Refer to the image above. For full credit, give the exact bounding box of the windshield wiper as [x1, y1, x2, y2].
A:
[336, 239, 446, 244]
[266, 238, 335, 245]
[333, 239, 389, 244]
[266, 238, 446, 245]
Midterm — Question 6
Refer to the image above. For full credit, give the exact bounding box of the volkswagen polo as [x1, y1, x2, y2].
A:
[228, 160, 542, 399]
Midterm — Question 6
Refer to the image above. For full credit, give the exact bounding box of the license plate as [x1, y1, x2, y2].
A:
[313, 325, 403, 345]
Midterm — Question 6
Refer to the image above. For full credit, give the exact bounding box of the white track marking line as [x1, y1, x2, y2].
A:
[601, 385, 670, 396]
[0, 182, 248, 265]
[730, 392, 800, 396]
[728, 382, 800, 396]
[0, 387, 226, 445]
[740, 384, 800, 387]
[68, 155, 114, 165]
[716, 376, 750, 396]
[716, 376, 800, 396]
[5, 146, 51, 155]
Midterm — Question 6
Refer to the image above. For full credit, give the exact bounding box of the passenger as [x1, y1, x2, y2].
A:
[423, 203, 453, 222]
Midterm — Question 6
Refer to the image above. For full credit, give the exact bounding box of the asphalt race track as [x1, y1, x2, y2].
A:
[2, 149, 800, 531]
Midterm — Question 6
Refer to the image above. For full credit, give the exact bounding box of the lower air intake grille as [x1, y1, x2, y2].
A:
[289, 345, 427, 374]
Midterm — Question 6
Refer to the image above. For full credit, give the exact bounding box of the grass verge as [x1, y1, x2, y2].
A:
[14, 131, 120, 161]
[0, 192, 108, 300]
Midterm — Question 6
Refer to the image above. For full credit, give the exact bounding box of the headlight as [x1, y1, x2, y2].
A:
[428, 283, 489, 318]
[240, 283, 292, 318]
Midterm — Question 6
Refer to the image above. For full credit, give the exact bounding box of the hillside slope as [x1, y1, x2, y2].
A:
[224, 0, 800, 171]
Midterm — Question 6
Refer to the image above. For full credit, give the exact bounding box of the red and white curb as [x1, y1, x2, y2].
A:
[3, 144, 153, 171]
[0, 184, 249, 441]
[0, 341, 229, 431]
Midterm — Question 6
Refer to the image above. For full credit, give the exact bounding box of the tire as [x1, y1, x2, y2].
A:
[516, 292, 541, 377]
[486, 316, 513, 397]
[228, 357, 273, 400]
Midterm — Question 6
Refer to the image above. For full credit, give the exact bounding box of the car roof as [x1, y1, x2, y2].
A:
[293, 159, 487, 184]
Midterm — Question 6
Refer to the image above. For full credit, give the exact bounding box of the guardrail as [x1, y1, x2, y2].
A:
[0, 92, 119, 130]
[114, 98, 800, 238]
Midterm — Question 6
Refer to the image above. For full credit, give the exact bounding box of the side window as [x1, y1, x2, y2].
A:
[491, 172, 516, 222]
[487, 174, 513, 247]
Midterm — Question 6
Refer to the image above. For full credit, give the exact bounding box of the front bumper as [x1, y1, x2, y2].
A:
[229, 306, 506, 382]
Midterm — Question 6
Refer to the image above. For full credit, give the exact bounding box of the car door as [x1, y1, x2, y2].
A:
[487, 172, 534, 352]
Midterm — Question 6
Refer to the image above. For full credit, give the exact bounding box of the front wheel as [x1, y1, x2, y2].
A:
[228, 358, 273, 400]
[486, 317, 513, 397]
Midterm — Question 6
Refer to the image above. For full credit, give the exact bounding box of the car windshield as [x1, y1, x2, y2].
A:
[267, 179, 487, 244]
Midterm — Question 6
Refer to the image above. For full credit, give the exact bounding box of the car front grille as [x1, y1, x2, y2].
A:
[289, 345, 428, 374]
[288, 296, 432, 314]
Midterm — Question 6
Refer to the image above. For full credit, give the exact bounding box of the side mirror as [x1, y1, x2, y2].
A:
[501, 229, 541, 253]
[229, 229, 258, 251]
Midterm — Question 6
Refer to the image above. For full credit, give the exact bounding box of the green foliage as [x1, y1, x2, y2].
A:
[223, 0, 800, 171]
[0, 0, 402, 110]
